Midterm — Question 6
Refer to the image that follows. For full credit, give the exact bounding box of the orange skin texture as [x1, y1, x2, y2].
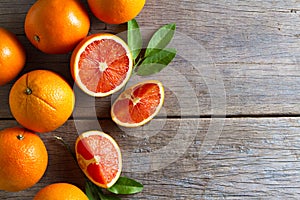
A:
[24, 0, 90, 54]
[0, 127, 48, 192]
[9, 70, 75, 133]
[33, 183, 89, 200]
[0, 28, 26, 86]
[87, 0, 146, 24]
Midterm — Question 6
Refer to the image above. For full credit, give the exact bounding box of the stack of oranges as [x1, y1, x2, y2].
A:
[0, 0, 147, 198]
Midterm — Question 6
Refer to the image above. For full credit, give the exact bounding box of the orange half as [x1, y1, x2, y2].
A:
[75, 130, 122, 188]
[70, 33, 133, 97]
[111, 80, 165, 127]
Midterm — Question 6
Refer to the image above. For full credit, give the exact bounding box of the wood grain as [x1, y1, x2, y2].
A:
[2, 61, 300, 118]
[0, 0, 300, 118]
[1, 117, 300, 199]
[1, 0, 300, 199]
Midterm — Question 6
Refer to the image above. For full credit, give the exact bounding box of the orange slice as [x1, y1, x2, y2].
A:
[70, 33, 133, 97]
[111, 80, 165, 127]
[75, 130, 122, 188]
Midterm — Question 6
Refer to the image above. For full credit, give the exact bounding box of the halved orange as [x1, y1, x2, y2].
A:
[75, 130, 122, 188]
[111, 80, 165, 127]
[70, 33, 133, 97]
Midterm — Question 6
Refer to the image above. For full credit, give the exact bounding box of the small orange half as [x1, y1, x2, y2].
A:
[75, 130, 122, 188]
[111, 80, 165, 127]
[70, 33, 133, 97]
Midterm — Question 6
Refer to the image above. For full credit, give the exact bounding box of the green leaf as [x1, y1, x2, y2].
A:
[127, 19, 142, 61]
[85, 181, 97, 200]
[137, 48, 177, 76]
[85, 180, 120, 200]
[145, 23, 176, 57]
[107, 177, 144, 195]
[98, 192, 121, 200]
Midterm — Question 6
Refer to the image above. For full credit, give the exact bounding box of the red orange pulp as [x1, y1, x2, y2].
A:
[111, 80, 165, 127]
[75, 130, 122, 188]
[70, 33, 133, 97]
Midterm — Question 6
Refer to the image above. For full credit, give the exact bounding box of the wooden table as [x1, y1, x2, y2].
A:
[1, 0, 300, 199]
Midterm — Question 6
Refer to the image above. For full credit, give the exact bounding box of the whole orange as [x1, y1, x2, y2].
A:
[24, 0, 90, 54]
[87, 0, 146, 24]
[9, 70, 75, 133]
[0, 28, 26, 86]
[33, 183, 89, 200]
[0, 127, 48, 192]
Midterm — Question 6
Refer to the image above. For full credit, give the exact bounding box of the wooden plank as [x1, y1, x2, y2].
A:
[1, 0, 300, 118]
[2, 61, 300, 118]
[0, 117, 300, 199]
[2, 0, 300, 64]
[1, 1, 300, 200]
[139, 0, 300, 64]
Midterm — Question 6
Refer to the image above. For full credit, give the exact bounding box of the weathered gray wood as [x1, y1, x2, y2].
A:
[3, 0, 300, 64]
[0, 0, 300, 118]
[139, 0, 300, 63]
[0, 118, 300, 199]
[2, 61, 300, 118]
[1, 0, 300, 199]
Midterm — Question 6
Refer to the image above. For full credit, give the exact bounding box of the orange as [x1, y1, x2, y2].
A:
[9, 70, 75, 133]
[24, 0, 90, 54]
[0, 28, 26, 86]
[70, 33, 133, 97]
[0, 127, 48, 192]
[75, 130, 122, 188]
[33, 183, 89, 200]
[87, 0, 146, 24]
[111, 80, 164, 127]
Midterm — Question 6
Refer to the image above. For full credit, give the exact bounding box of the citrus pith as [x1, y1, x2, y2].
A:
[111, 80, 165, 127]
[70, 33, 133, 97]
[75, 130, 122, 188]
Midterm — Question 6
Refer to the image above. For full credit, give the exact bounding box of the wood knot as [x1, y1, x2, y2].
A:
[291, 9, 297, 13]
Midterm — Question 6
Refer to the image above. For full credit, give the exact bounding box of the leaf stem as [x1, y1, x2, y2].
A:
[54, 136, 77, 162]
[134, 57, 143, 69]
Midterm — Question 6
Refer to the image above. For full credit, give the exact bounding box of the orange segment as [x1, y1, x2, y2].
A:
[75, 131, 122, 188]
[71, 33, 133, 97]
[111, 80, 165, 127]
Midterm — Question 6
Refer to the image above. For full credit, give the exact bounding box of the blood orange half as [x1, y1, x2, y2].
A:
[75, 130, 122, 188]
[111, 80, 165, 127]
[70, 33, 133, 97]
